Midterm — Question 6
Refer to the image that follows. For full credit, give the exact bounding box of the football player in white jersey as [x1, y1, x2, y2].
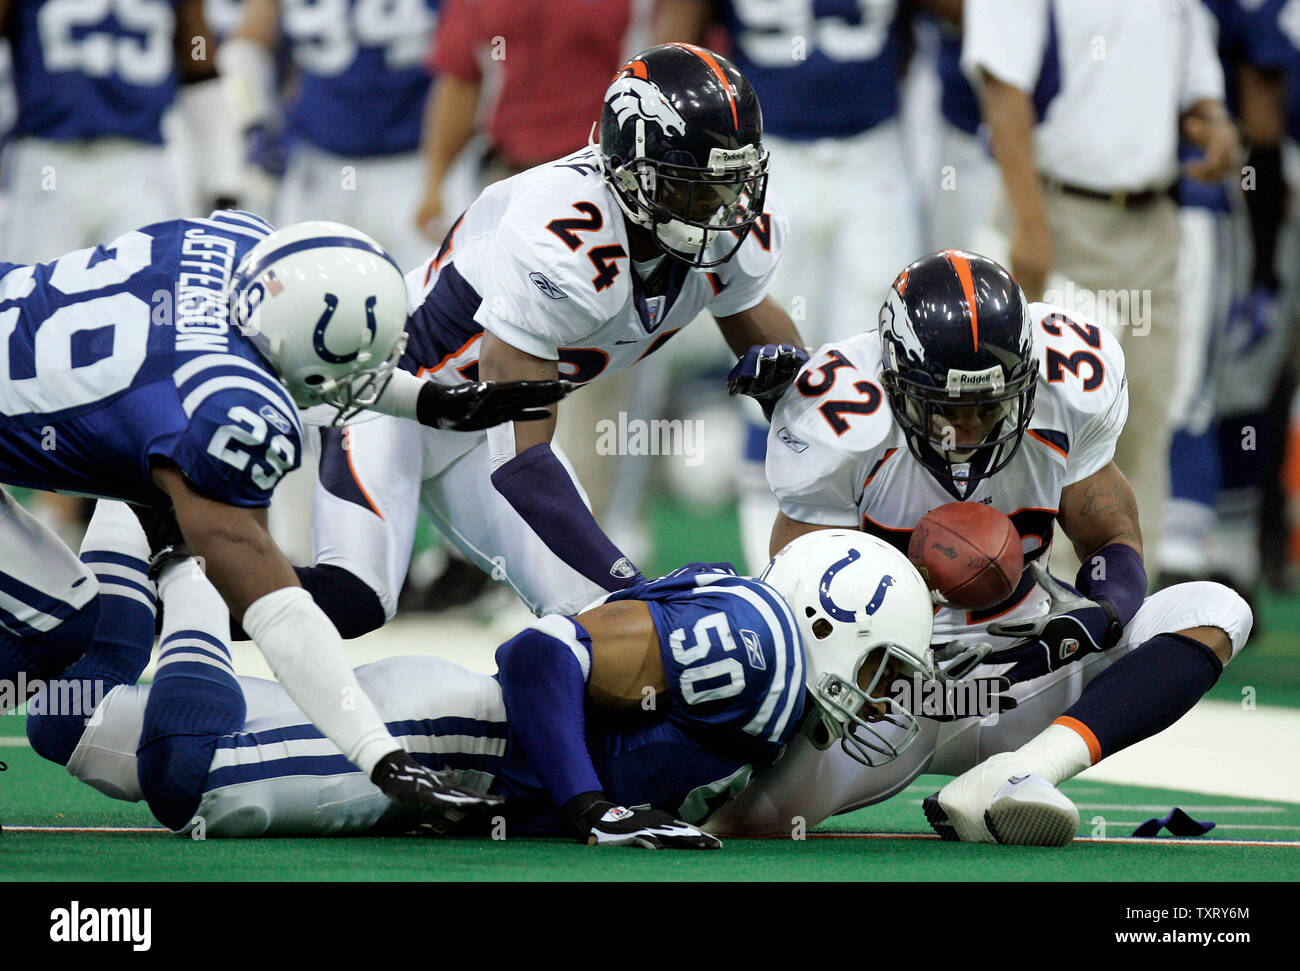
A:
[706, 249, 1253, 845]
[295, 44, 810, 636]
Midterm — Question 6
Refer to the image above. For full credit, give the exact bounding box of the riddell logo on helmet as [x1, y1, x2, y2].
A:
[945, 366, 1005, 394]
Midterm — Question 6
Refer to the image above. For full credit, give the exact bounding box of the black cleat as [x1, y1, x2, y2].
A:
[923, 793, 959, 841]
[370, 750, 502, 833]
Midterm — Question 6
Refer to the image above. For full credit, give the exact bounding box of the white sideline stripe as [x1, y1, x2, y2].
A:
[1074, 803, 1287, 814]
[1093, 822, 1300, 831]
[0, 736, 30, 746]
[3, 826, 167, 833]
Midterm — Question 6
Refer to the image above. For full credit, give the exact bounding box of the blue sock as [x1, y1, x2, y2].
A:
[1060, 633, 1222, 760]
[0, 597, 101, 690]
[137, 561, 246, 830]
[27, 547, 156, 766]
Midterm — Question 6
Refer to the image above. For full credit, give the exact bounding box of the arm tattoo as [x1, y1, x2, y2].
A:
[1079, 478, 1139, 521]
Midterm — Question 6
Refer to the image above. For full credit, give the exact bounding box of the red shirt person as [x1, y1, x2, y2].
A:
[416, 0, 635, 237]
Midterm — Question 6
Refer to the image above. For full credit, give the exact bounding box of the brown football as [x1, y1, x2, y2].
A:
[907, 502, 1024, 609]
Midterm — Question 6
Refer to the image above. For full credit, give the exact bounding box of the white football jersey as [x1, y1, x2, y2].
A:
[400, 147, 787, 386]
[766, 302, 1129, 644]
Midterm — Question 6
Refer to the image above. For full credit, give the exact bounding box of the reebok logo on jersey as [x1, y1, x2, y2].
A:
[259, 404, 292, 434]
[740, 629, 766, 671]
[528, 272, 568, 300]
[777, 426, 809, 453]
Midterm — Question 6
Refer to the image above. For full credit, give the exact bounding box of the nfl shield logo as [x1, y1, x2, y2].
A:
[645, 296, 665, 329]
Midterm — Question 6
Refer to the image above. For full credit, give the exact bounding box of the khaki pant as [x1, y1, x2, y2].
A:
[985, 188, 1182, 570]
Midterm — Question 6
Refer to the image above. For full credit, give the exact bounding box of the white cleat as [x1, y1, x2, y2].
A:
[923, 753, 1079, 846]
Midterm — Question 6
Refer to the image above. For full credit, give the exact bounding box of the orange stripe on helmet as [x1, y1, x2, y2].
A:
[894, 268, 909, 296]
[944, 249, 980, 352]
[614, 59, 649, 82]
[669, 42, 739, 130]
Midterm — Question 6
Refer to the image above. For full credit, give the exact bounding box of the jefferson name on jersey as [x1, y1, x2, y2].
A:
[767, 303, 1128, 637]
[0, 210, 303, 508]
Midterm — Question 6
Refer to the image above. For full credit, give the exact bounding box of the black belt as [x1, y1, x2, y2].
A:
[1044, 179, 1175, 210]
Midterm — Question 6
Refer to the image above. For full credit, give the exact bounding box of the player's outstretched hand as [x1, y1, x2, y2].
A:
[417, 379, 572, 431]
[727, 343, 809, 420]
[566, 793, 721, 849]
[985, 563, 1121, 683]
[371, 750, 503, 832]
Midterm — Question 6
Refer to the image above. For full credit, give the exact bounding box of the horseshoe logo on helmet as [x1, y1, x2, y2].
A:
[312, 293, 378, 364]
[819, 549, 861, 622]
[865, 575, 896, 615]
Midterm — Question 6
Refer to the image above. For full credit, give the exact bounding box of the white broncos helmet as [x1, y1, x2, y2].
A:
[760, 530, 936, 766]
[230, 221, 409, 424]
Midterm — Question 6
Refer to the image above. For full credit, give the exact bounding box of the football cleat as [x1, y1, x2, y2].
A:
[370, 750, 502, 833]
[923, 753, 1079, 846]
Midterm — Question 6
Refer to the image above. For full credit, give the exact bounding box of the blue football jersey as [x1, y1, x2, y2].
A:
[281, 0, 439, 156]
[9, 0, 180, 143]
[0, 210, 304, 508]
[715, 0, 904, 139]
[494, 567, 807, 830]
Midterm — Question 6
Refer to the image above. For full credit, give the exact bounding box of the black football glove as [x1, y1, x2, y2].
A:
[726, 343, 809, 420]
[416, 379, 571, 432]
[129, 503, 193, 581]
[371, 750, 502, 833]
[984, 563, 1123, 684]
[564, 792, 721, 850]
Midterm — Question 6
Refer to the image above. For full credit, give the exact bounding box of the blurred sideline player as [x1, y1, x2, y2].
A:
[216, 0, 442, 564]
[0, 0, 222, 547]
[219, 0, 439, 270]
[712, 251, 1253, 843]
[29, 515, 936, 847]
[0, 210, 563, 817]
[293, 44, 809, 636]
[656, 0, 958, 573]
[1189, 0, 1295, 596]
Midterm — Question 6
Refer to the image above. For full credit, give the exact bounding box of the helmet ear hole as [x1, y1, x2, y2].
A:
[804, 606, 816, 618]
[304, 374, 325, 385]
[811, 618, 833, 640]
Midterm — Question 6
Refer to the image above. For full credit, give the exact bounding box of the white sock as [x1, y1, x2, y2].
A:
[1007, 723, 1095, 786]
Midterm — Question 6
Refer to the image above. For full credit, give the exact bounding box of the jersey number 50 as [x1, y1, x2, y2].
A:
[670, 612, 747, 706]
